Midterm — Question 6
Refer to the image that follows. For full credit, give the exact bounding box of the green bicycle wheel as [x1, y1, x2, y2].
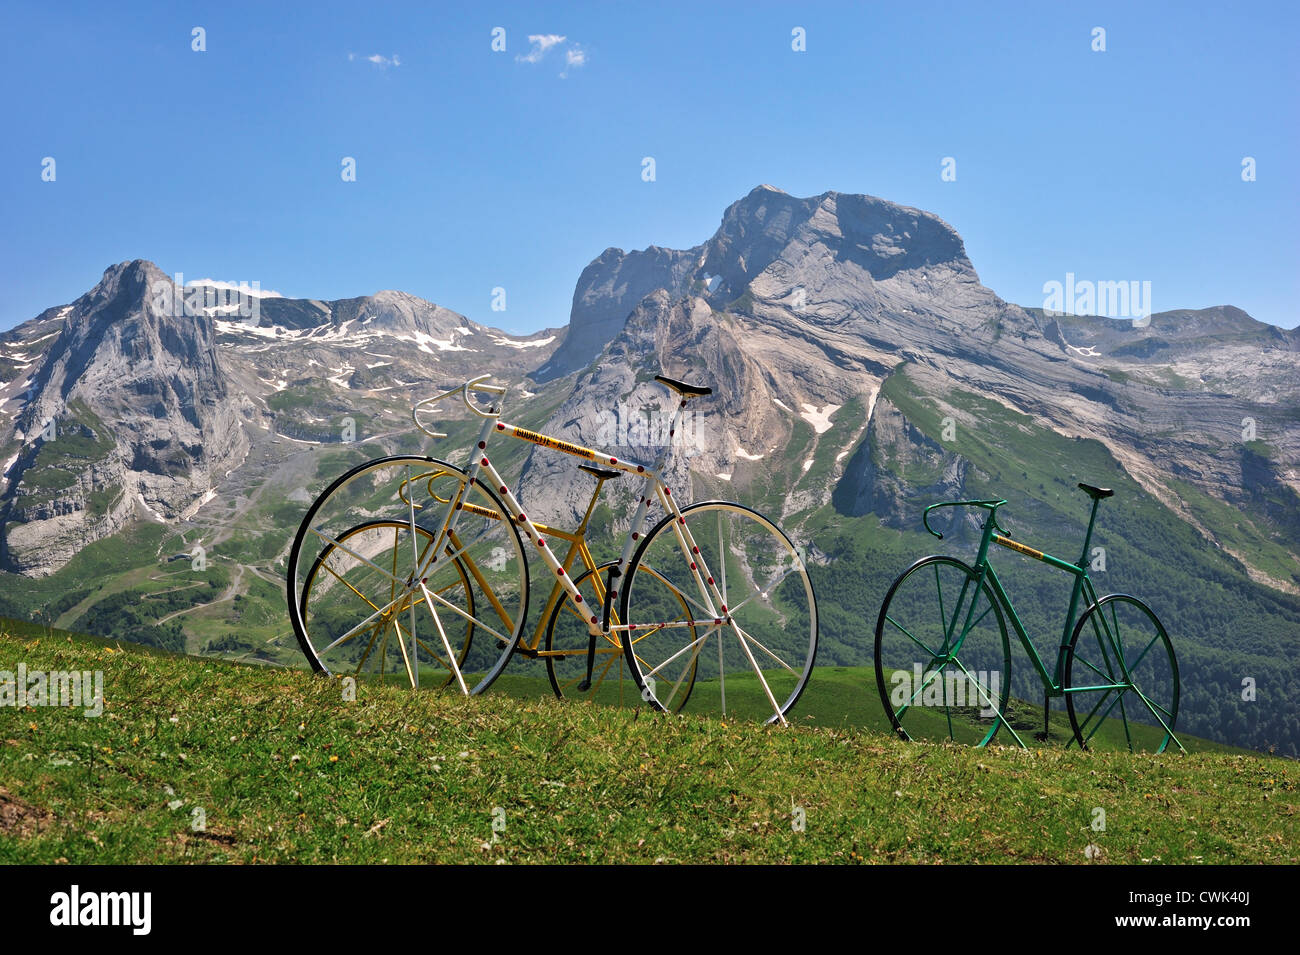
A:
[875, 556, 1012, 746]
[1064, 594, 1180, 754]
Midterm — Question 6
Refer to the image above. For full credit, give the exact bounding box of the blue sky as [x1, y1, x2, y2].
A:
[2, 1, 1296, 332]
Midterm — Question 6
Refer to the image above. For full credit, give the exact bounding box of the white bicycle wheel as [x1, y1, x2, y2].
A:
[619, 501, 817, 724]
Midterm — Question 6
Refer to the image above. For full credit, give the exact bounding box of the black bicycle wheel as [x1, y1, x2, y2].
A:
[620, 501, 817, 724]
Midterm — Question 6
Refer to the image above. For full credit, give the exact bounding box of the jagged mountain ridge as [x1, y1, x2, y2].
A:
[1, 261, 250, 574]
[0, 261, 562, 575]
[523, 186, 1299, 594]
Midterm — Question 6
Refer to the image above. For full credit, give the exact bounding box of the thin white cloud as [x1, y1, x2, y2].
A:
[561, 45, 586, 77]
[516, 34, 566, 64]
[348, 52, 401, 68]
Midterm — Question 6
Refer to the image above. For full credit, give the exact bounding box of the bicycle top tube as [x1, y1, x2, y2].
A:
[414, 372, 714, 481]
[922, 498, 1008, 540]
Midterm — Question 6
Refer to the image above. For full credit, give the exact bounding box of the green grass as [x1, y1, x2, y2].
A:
[2, 621, 1293, 864]
[267, 383, 332, 413]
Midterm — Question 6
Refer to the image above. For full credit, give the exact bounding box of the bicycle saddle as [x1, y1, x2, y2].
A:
[579, 464, 622, 480]
[1078, 483, 1114, 499]
[655, 374, 712, 398]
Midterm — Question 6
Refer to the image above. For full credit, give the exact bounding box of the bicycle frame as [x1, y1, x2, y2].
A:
[409, 377, 787, 716]
[927, 493, 1144, 724]
[511, 470, 613, 660]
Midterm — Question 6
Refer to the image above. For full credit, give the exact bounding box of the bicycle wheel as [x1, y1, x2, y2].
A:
[299, 520, 474, 688]
[287, 455, 530, 693]
[1065, 594, 1180, 754]
[543, 561, 696, 710]
[874, 556, 1012, 745]
[620, 501, 817, 724]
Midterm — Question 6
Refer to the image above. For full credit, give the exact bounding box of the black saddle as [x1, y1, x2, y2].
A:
[655, 375, 712, 398]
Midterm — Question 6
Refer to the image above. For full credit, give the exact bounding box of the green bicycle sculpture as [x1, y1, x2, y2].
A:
[874, 484, 1182, 753]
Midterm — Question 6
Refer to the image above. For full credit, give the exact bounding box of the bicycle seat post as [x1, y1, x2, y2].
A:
[1076, 484, 1111, 568]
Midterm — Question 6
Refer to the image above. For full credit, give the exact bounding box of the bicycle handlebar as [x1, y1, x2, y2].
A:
[412, 375, 509, 438]
[922, 499, 1009, 540]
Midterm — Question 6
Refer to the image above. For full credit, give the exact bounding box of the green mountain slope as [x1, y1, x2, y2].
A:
[786, 363, 1300, 756]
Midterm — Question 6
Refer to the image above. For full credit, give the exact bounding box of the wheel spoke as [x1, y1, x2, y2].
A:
[319, 558, 386, 616]
[725, 564, 800, 615]
[308, 526, 404, 586]
[418, 581, 469, 694]
[1066, 596, 1178, 753]
[350, 618, 388, 674]
[886, 614, 941, 658]
[732, 622, 799, 675]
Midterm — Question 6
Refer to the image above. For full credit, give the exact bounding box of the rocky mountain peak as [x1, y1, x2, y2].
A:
[537, 186, 983, 380]
[2, 260, 248, 575]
